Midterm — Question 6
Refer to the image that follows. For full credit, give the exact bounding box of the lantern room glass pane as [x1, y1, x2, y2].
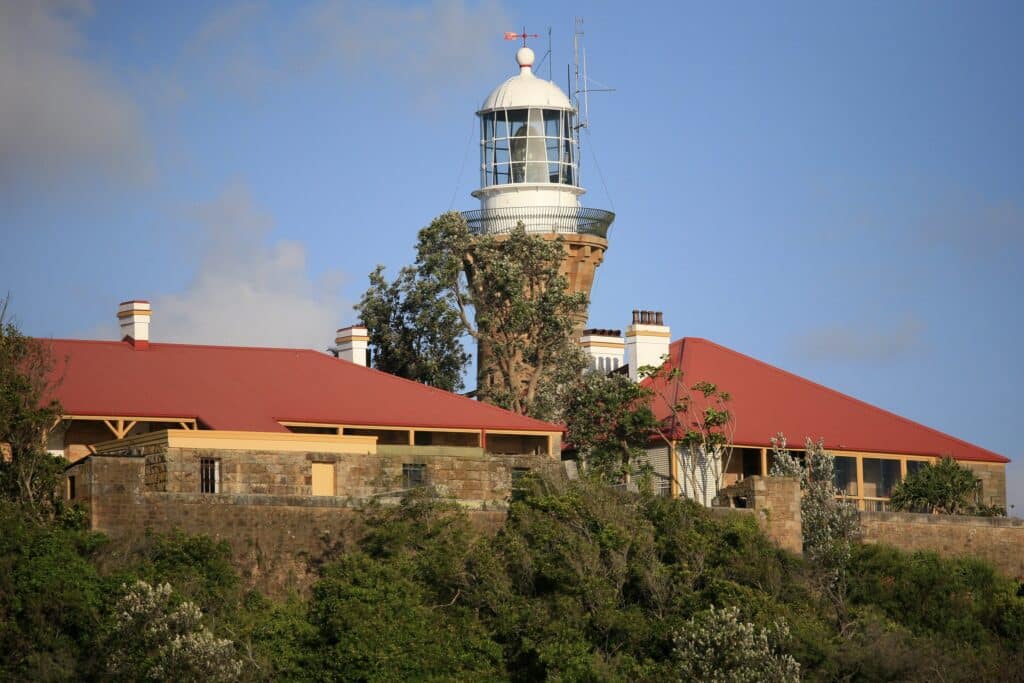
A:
[528, 108, 545, 136]
[507, 109, 528, 137]
[544, 110, 560, 137]
[494, 111, 508, 139]
[483, 113, 493, 142]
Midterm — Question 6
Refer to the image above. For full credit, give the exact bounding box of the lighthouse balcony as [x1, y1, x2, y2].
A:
[461, 206, 615, 239]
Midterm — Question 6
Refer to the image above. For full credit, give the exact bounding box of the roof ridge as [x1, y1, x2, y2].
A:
[684, 337, 1006, 462]
[333, 355, 561, 430]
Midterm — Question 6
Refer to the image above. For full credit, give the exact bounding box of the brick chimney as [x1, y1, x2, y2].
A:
[118, 300, 151, 349]
[335, 325, 369, 366]
[625, 309, 670, 381]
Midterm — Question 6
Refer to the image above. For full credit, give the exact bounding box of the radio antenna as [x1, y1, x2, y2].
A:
[572, 17, 615, 132]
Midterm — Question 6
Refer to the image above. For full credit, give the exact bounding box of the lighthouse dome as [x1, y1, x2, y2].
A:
[480, 47, 573, 112]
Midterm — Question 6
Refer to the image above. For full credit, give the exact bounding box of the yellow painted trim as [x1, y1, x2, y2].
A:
[624, 330, 672, 339]
[117, 310, 151, 319]
[856, 457, 865, 503]
[66, 415, 197, 426]
[580, 340, 626, 348]
[280, 421, 342, 429]
[335, 335, 369, 342]
[93, 429, 378, 455]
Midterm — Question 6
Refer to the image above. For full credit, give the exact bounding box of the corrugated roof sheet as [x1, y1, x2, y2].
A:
[42, 339, 560, 434]
[643, 338, 1009, 464]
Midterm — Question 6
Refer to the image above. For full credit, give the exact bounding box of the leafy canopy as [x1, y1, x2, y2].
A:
[889, 456, 985, 515]
[359, 212, 587, 418]
[0, 296, 69, 522]
[564, 371, 658, 480]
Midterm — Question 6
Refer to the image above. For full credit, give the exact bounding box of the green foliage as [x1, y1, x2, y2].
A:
[564, 372, 658, 479]
[673, 605, 800, 682]
[0, 475, 1022, 680]
[103, 580, 243, 682]
[890, 456, 985, 515]
[309, 552, 503, 681]
[0, 297, 70, 522]
[357, 263, 469, 392]
[0, 501, 107, 681]
[122, 529, 241, 618]
[847, 544, 1024, 647]
[365, 212, 587, 418]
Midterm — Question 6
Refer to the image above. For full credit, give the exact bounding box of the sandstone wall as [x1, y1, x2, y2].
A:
[961, 461, 1008, 509]
[714, 476, 803, 555]
[860, 511, 1024, 578]
[65, 446, 554, 595]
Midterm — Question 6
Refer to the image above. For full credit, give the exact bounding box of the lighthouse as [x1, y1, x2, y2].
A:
[461, 42, 615, 389]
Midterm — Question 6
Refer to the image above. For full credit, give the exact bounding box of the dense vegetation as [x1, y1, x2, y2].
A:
[1, 478, 1021, 682]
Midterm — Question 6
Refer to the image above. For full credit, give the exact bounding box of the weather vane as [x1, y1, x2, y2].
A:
[504, 28, 539, 47]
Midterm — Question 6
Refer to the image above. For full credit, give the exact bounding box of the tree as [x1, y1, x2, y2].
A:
[0, 296, 67, 522]
[361, 212, 587, 418]
[564, 372, 658, 481]
[889, 457, 985, 515]
[770, 434, 859, 624]
[642, 360, 735, 505]
[357, 264, 469, 392]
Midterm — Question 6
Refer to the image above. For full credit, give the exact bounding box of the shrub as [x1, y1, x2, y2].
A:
[673, 605, 800, 682]
[890, 457, 984, 515]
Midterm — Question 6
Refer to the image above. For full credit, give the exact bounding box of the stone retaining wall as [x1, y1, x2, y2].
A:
[860, 511, 1024, 578]
[65, 445, 556, 595]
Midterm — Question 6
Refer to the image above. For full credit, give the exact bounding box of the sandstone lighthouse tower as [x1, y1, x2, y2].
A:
[461, 38, 615, 388]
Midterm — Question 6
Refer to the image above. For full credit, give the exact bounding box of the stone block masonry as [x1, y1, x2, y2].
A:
[715, 475, 1024, 579]
[714, 476, 803, 555]
[65, 439, 559, 595]
[860, 511, 1024, 578]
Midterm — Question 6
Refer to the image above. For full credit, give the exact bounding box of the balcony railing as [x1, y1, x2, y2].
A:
[461, 206, 615, 238]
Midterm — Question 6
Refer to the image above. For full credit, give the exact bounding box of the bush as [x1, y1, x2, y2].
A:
[890, 457, 984, 515]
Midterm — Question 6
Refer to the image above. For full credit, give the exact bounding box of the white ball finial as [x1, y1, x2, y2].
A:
[516, 47, 534, 70]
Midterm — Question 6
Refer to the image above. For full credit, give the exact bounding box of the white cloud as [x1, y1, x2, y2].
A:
[152, 185, 348, 349]
[183, 0, 510, 104]
[302, 0, 508, 86]
[0, 0, 149, 189]
[794, 314, 925, 363]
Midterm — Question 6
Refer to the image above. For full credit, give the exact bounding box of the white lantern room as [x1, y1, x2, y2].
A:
[464, 46, 614, 238]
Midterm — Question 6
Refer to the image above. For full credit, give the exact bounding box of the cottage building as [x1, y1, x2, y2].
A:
[582, 310, 1010, 509]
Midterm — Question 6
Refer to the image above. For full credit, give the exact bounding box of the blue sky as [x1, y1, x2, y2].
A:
[2, 1, 1022, 511]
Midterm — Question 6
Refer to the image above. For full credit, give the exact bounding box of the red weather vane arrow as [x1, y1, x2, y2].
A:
[504, 28, 540, 46]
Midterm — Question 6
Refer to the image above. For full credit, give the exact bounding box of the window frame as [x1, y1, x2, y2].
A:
[402, 463, 427, 489]
[200, 458, 220, 494]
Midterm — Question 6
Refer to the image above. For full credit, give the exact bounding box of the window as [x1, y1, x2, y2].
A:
[906, 460, 928, 477]
[511, 467, 531, 500]
[834, 456, 858, 496]
[402, 463, 426, 489]
[862, 458, 900, 499]
[479, 107, 578, 188]
[68, 476, 76, 500]
[200, 458, 220, 494]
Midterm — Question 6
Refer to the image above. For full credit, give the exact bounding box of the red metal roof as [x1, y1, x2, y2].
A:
[643, 338, 1009, 464]
[42, 339, 560, 434]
